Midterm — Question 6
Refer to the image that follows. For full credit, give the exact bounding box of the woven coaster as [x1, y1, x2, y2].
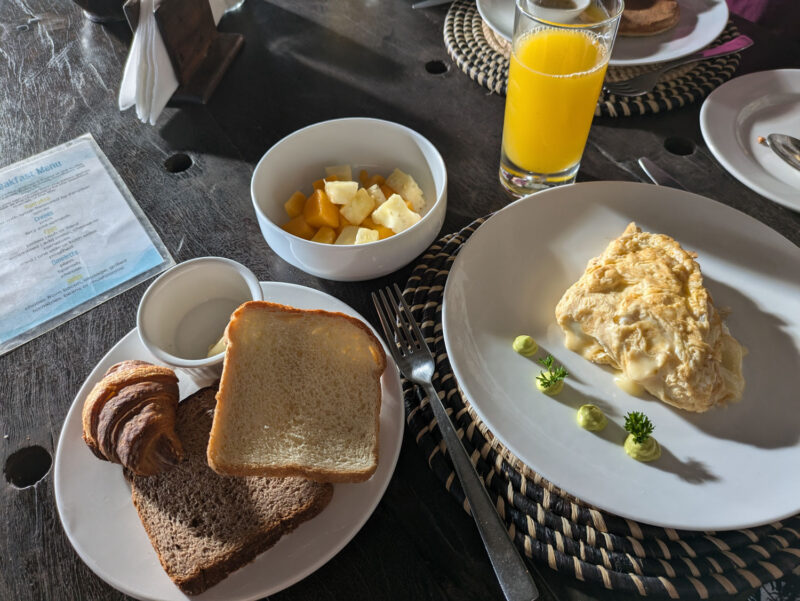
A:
[402, 218, 800, 598]
[444, 0, 742, 117]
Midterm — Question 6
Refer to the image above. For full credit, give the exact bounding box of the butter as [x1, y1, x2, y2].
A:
[206, 335, 226, 358]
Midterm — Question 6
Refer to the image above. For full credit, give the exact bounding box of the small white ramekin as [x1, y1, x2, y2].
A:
[136, 257, 263, 380]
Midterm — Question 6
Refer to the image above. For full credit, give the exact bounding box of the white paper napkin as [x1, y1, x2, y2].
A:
[118, 0, 238, 125]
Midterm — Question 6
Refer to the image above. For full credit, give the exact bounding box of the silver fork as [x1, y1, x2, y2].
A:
[604, 35, 753, 97]
[372, 284, 540, 601]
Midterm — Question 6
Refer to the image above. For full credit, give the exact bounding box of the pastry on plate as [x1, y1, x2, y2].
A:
[81, 360, 182, 476]
[618, 0, 680, 36]
[555, 222, 745, 412]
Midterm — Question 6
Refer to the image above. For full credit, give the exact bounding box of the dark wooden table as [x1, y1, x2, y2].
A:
[1, 1, 799, 600]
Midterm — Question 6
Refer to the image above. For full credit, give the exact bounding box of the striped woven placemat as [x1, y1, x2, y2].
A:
[443, 0, 742, 117]
[401, 217, 800, 598]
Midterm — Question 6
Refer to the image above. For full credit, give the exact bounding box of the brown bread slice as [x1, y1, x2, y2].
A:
[129, 386, 334, 595]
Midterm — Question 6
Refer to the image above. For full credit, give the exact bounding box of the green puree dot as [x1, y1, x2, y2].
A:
[536, 378, 563, 395]
[576, 404, 607, 431]
[512, 335, 538, 356]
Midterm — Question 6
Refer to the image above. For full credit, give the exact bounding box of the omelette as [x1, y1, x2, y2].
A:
[555, 223, 745, 412]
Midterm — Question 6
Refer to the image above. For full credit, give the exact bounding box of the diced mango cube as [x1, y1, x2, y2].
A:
[325, 165, 352, 181]
[386, 168, 425, 212]
[372, 194, 421, 233]
[282, 215, 316, 240]
[340, 188, 375, 226]
[372, 223, 395, 239]
[336, 215, 353, 235]
[311, 226, 336, 244]
[359, 169, 370, 187]
[335, 225, 360, 245]
[379, 183, 395, 199]
[366, 174, 385, 187]
[355, 227, 379, 244]
[313, 175, 338, 190]
[325, 180, 359, 205]
[303, 189, 340, 229]
[284, 190, 306, 218]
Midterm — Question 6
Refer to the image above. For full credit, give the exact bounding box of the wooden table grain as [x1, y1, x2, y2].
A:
[1, 1, 799, 600]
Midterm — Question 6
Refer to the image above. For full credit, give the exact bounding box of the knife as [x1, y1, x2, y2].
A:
[638, 158, 687, 191]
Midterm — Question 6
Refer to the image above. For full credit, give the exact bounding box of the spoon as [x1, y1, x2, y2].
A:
[763, 134, 800, 172]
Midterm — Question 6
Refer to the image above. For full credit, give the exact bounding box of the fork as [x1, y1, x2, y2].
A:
[603, 35, 753, 97]
[372, 284, 540, 601]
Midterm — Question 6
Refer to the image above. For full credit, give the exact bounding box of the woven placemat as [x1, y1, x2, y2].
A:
[401, 217, 800, 598]
[443, 0, 742, 117]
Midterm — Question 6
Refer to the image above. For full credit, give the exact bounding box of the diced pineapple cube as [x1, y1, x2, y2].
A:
[371, 194, 421, 233]
[284, 190, 306, 218]
[386, 168, 425, 212]
[335, 225, 360, 245]
[311, 226, 336, 244]
[313, 175, 338, 190]
[366, 183, 386, 206]
[355, 227, 379, 244]
[325, 180, 359, 205]
[325, 165, 352, 181]
[340, 188, 375, 226]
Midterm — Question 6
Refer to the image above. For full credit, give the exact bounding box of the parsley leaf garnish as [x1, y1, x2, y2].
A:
[536, 355, 568, 390]
[624, 411, 655, 444]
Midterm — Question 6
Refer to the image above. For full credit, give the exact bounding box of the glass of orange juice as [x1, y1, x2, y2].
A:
[499, 0, 623, 196]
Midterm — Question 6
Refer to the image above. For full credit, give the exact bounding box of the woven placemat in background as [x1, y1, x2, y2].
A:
[444, 0, 743, 117]
[401, 218, 800, 598]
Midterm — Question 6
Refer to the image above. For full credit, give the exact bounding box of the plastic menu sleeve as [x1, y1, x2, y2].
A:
[0, 133, 174, 356]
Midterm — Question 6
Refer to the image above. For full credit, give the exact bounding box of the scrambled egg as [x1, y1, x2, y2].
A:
[555, 223, 745, 412]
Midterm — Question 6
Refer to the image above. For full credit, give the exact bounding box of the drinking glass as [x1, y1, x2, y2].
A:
[499, 0, 623, 196]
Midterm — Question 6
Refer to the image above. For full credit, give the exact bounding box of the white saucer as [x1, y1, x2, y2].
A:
[701, 69, 800, 213]
[54, 282, 404, 601]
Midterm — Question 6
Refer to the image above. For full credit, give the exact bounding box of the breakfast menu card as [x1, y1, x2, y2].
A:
[0, 134, 173, 356]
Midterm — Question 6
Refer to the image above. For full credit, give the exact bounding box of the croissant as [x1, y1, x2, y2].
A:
[81, 360, 183, 476]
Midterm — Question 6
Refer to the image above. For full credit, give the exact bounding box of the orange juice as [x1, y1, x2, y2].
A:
[502, 27, 609, 176]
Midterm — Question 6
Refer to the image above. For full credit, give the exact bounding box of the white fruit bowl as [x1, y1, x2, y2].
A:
[251, 117, 448, 281]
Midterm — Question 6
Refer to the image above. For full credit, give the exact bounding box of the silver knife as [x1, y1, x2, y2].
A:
[638, 158, 687, 191]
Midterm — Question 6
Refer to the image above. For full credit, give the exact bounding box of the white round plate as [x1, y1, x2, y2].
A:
[54, 282, 404, 601]
[476, 0, 728, 66]
[442, 182, 800, 531]
[701, 69, 800, 213]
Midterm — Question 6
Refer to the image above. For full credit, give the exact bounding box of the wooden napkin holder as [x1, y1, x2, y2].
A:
[123, 0, 243, 104]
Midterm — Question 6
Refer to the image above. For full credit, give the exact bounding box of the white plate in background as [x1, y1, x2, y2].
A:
[701, 69, 800, 213]
[477, 0, 729, 66]
[54, 282, 404, 601]
[442, 182, 800, 530]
